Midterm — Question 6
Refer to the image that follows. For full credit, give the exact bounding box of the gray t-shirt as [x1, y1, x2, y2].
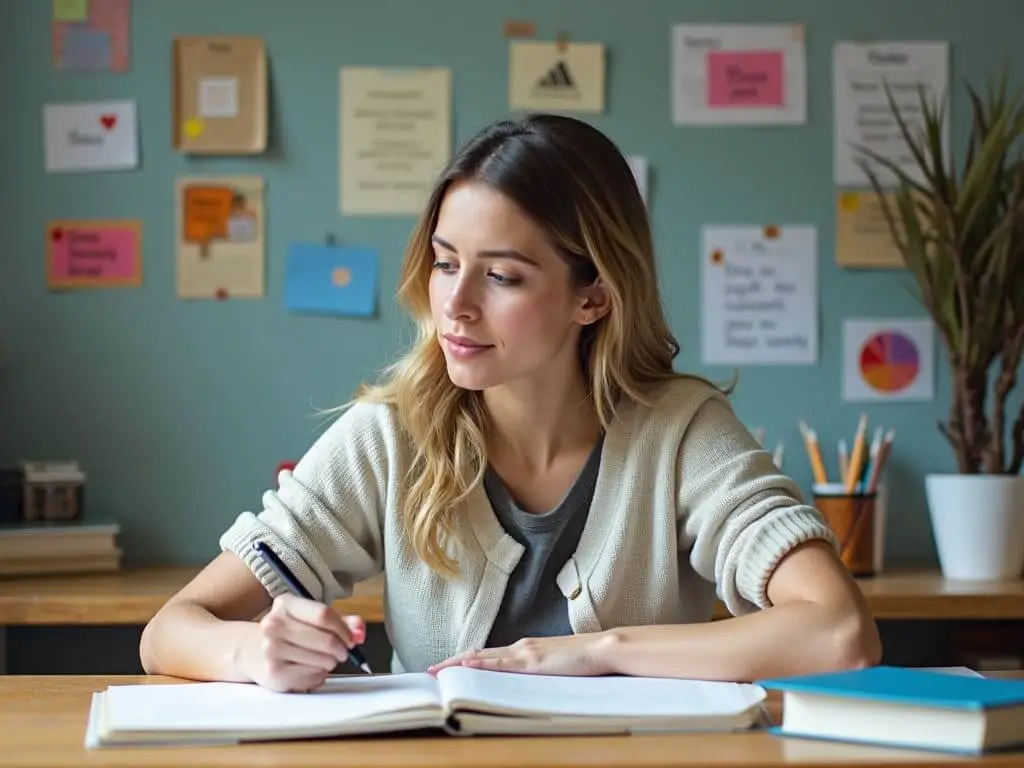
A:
[484, 435, 604, 648]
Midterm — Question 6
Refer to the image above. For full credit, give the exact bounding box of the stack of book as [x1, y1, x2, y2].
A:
[0, 520, 121, 576]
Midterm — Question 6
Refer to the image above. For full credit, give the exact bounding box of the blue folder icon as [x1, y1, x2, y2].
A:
[283, 243, 377, 317]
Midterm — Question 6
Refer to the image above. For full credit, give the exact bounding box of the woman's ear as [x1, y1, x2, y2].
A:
[575, 278, 611, 326]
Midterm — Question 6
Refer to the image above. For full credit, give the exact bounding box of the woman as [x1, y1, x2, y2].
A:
[140, 114, 880, 693]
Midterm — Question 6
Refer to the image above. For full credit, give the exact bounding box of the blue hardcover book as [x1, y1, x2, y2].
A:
[758, 666, 1024, 755]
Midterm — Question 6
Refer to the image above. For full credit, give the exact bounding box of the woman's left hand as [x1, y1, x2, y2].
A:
[427, 633, 616, 676]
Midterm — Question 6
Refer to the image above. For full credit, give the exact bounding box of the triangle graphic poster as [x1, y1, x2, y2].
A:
[536, 61, 576, 89]
[509, 41, 605, 113]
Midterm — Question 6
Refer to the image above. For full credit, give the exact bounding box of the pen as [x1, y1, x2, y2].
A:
[251, 541, 373, 675]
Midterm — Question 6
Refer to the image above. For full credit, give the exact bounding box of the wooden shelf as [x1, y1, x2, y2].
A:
[2, 565, 1024, 626]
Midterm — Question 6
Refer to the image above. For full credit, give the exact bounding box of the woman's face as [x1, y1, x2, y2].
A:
[428, 181, 593, 393]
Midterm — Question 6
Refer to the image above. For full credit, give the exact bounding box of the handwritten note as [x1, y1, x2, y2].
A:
[833, 41, 949, 186]
[707, 51, 784, 107]
[672, 24, 805, 124]
[44, 99, 138, 173]
[47, 220, 141, 289]
[701, 225, 818, 365]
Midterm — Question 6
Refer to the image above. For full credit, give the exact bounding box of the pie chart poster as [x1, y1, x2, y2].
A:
[842, 319, 935, 401]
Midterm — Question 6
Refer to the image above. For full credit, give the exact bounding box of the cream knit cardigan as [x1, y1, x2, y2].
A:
[220, 378, 837, 673]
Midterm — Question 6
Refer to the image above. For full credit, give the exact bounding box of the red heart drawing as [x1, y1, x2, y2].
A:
[51, 228, 64, 242]
[99, 114, 117, 130]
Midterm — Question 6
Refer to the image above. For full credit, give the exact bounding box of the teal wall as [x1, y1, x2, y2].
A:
[2, 0, 1022, 569]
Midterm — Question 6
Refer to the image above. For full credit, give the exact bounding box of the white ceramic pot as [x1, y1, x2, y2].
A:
[925, 474, 1024, 581]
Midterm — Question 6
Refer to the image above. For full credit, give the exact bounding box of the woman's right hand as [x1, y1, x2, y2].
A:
[238, 594, 366, 692]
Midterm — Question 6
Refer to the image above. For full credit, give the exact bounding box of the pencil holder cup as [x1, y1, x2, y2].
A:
[813, 483, 887, 577]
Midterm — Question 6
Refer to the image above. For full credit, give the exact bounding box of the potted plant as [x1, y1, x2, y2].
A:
[854, 73, 1024, 581]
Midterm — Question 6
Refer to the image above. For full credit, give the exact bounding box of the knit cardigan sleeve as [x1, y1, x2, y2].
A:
[676, 393, 839, 616]
[218, 401, 400, 603]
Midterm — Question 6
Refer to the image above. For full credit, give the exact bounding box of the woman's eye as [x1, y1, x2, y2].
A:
[488, 272, 520, 286]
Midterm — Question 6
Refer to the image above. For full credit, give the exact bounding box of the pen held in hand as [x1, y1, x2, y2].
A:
[251, 541, 373, 675]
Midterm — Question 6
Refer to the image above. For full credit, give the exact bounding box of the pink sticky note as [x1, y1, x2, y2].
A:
[47, 220, 142, 288]
[707, 50, 784, 107]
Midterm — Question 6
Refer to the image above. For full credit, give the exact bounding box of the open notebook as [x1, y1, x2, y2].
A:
[85, 667, 767, 747]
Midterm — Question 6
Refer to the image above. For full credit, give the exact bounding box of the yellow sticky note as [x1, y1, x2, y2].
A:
[53, 0, 88, 22]
[184, 118, 205, 138]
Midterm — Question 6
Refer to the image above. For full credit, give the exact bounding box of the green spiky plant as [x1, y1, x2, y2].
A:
[853, 73, 1024, 475]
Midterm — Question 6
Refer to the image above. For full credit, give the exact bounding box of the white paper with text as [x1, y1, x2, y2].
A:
[833, 41, 949, 186]
[701, 225, 818, 365]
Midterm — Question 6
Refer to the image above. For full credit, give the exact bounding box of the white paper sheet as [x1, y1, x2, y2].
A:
[671, 24, 806, 125]
[43, 99, 138, 172]
[438, 667, 765, 718]
[833, 41, 949, 186]
[701, 225, 818, 365]
[101, 675, 442, 732]
[339, 67, 451, 215]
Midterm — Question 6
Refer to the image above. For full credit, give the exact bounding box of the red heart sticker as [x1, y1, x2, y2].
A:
[99, 114, 117, 130]
[51, 228, 64, 242]
[214, 288, 229, 300]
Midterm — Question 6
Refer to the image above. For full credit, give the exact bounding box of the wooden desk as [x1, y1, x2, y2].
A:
[2, 673, 1023, 767]
[3, 566, 1024, 626]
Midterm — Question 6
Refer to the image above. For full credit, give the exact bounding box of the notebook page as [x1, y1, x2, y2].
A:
[437, 667, 765, 718]
[103, 674, 441, 732]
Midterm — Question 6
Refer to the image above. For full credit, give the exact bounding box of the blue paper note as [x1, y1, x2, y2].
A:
[284, 243, 378, 317]
[61, 28, 113, 71]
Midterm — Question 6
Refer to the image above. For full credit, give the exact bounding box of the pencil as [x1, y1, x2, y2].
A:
[860, 426, 883, 493]
[844, 414, 869, 493]
[773, 441, 785, 469]
[866, 429, 895, 494]
[837, 439, 849, 481]
[798, 421, 828, 485]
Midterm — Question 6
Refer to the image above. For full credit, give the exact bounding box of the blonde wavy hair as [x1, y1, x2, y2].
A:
[354, 114, 719, 576]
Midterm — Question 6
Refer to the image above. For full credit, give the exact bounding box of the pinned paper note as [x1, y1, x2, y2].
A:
[51, 0, 129, 72]
[340, 67, 451, 215]
[835, 191, 908, 269]
[44, 99, 138, 172]
[46, 219, 141, 289]
[176, 176, 265, 299]
[672, 24, 806, 124]
[172, 37, 267, 154]
[701, 224, 818, 365]
[284, 243, 378, 317]
[834, 41, 949, 186]
[509, 41, 605, 113]
[707, 51, 784, 107]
